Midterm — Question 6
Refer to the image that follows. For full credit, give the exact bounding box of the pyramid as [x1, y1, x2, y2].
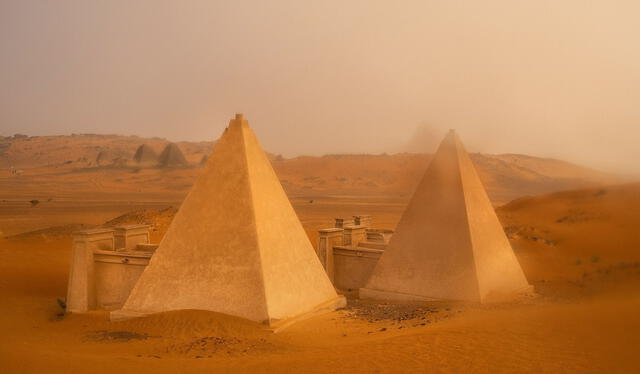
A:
[96, 149, 126, 167]
[112, 114, 344, 327]
[361, 130, 531, 302]
[157, 143, 188, 167]
[199, 154, 208, 165]
[133, 144, 158, 164]
[95, 150, 111, 166]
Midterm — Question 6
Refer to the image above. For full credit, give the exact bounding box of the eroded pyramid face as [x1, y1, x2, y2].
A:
[362, 131, 530, 302]
[114, 114, 340, 325]
[133, 144, 158, 163]
[158, 143, 188, 167]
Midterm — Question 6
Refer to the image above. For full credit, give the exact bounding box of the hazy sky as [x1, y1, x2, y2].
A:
[1, 1, 639, 174]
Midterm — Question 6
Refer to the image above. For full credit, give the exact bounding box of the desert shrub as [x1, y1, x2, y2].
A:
[55, 298, 67, 319]
[56, 297, 66, 311]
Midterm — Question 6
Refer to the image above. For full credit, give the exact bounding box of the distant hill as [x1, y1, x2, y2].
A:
[496, 183, 640, 281]
[0, 134, 212, 168]
[0, 134, 626, 205]
[274, 153, 623, 204]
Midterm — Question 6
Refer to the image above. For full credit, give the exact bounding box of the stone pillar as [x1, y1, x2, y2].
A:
[343, 225, 366, 247]
[335, 217, 355, 228]
[317, 228, 344, 282]
[114, 225, 150, 251]
[66, 228, 115, 313]
[353, 215, 372, 228]
[93, 250, 153, 311]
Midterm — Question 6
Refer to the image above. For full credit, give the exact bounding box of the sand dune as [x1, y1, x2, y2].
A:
[1, 184, 640, 372]
[497, 183, 640, 283]
[1, 187, 639, 373]
[1, 135, 638, 373]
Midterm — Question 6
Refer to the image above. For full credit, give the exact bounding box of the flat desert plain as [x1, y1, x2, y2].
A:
[0, 136, 639, 373]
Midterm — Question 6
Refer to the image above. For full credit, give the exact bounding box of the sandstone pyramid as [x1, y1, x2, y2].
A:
[361, 130, 531, 302]
[95, 150, 112, 166]
[157, 143, 188, 168]
[133, 144, 158, 164]
[112, 114, 344, 327]
[96, 149, 126, 167]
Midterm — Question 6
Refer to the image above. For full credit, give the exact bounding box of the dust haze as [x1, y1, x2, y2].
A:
[1, 0, 640, 175]
[2, 2, 640, 373]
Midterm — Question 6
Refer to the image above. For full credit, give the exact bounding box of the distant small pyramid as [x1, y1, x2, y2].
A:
[96, 151, 106, 165]
[133, 144, 158, 164]
[199, 154, 208, 166]
[157, 143, 188, 168]
[95, 150, 111, 166]
[96, 149, 125, 167]
[112, 114, 343, 327]
[361, 131, 531, 302]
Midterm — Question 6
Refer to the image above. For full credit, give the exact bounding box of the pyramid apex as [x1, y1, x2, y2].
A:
[438, 128, 463, 150]
[229, 113, 249, 129]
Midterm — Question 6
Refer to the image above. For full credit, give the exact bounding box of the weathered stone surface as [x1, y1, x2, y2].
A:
[113, 114, 343, 326]
[114, 224, 150, 251]
[66, 228, 115, 312]
[133, 144, 158, 164]
[157, 143, 188, 168]
[362, 131, 531, 302]
[66, 227, 153, 313]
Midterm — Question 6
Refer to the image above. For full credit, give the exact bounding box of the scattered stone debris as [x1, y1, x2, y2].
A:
[556, 209, 604, 224]
[167, 336, 240, 354]
[164, 336, 275, 356]
[103, 207, 177, 228]
[504, 225, 557, 246]
[85, 330, 151, 342]
[594, 189, 607, 197]
[345, 299, 447, 327]
[346, 301, 437, 323]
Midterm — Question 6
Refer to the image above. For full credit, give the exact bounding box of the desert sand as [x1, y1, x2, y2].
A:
[0, 135, 639, 373]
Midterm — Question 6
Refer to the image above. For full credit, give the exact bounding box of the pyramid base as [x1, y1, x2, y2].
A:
[110, 295, 347, 332]
[482, 284, 536, 303]
[360, 285, 536, 303]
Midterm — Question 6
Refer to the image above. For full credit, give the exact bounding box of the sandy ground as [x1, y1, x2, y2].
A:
[0, 138, 638, 373]
[1, 182, 640, 373]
